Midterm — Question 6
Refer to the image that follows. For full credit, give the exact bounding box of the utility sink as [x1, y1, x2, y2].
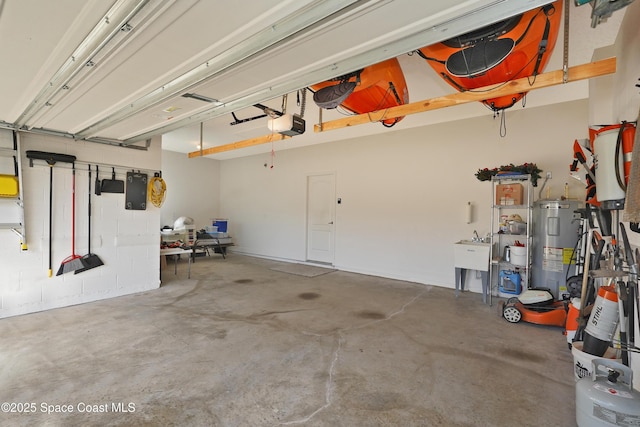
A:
[454, 240, 491, 271]
[456, 239, 490, 245]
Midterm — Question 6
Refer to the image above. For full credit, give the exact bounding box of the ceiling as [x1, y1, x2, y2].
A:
[0, 0, 627, 159]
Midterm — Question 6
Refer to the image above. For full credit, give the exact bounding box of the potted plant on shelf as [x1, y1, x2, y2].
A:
[475, 163, 542, 187]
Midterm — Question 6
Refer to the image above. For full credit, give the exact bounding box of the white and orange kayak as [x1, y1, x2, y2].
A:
[418, 0, 562, 112]
[310, 58, 409, 127]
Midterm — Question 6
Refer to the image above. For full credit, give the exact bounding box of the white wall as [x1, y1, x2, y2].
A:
[219, 99, 589, 290]
[0, 132, 162, 318]
[160, 150, 220, 230]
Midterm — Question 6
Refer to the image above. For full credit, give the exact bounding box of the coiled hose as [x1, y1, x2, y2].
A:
[148, 173, 166, 208]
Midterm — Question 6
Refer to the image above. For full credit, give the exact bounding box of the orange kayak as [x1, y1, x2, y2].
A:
[418, 0, 562, 111]
[310, 58, 409, 127]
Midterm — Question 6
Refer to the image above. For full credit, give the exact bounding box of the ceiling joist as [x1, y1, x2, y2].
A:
[314, 57, 617, 132]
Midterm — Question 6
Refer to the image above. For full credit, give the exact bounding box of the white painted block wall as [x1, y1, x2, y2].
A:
[0, 132, 162, 318]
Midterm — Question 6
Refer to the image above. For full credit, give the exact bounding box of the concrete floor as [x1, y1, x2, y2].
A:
[1, 254, 576, 426]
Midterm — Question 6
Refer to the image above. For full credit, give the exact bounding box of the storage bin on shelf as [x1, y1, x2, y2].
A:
[507, 221, 526, 234]
[495, 183, 523, 205]
[206, 224, 228, 238]
[510, 245, 527, 266]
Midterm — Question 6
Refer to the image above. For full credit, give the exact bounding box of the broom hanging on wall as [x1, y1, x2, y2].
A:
[25, 151, 77, 277]
[57, 162, 88, 275]
[75, 164, 103, 274]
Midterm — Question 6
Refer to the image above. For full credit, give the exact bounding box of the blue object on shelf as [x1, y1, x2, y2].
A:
[213, 219, 228, 233]
[499, 270, 522, 294]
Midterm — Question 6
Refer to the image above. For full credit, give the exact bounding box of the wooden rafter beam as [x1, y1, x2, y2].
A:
[188, 133, 290, 158]
[314, 57, 617, 133]
[188, 58, 616, 156]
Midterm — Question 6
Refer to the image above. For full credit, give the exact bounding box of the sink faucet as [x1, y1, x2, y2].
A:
[473, 230, 480, 242]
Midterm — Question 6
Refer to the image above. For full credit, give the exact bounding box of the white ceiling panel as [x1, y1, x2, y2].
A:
[0, 0, 113, 121]
[33, 0, 330, 132]
[115, 0, 564, 143]
[0, 0, 628, 156]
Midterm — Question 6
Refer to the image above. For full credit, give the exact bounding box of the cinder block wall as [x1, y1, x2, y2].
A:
[0, 131, 162, 318]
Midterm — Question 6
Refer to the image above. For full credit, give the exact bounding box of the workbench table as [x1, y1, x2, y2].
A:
[160, 247, 193, 279]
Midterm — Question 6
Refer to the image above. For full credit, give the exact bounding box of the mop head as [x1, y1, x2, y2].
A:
[56, 255, 88, 276]
[623, 120, 640, 223]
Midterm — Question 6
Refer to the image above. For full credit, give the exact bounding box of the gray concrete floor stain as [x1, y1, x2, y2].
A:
[298, 293, 321, 300]
[0, 254, 576, 426]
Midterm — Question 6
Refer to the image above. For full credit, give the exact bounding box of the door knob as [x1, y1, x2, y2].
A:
[328, 221, 334, 224]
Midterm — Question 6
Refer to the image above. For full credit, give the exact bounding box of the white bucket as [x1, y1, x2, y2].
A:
[571, 341, 620, 381]
[510, 245, 526, 266]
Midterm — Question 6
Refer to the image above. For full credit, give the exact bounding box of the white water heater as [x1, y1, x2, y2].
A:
[531, 200, 582, 299]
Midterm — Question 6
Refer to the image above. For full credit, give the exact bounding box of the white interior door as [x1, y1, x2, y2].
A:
[306, 173, 335, 264]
